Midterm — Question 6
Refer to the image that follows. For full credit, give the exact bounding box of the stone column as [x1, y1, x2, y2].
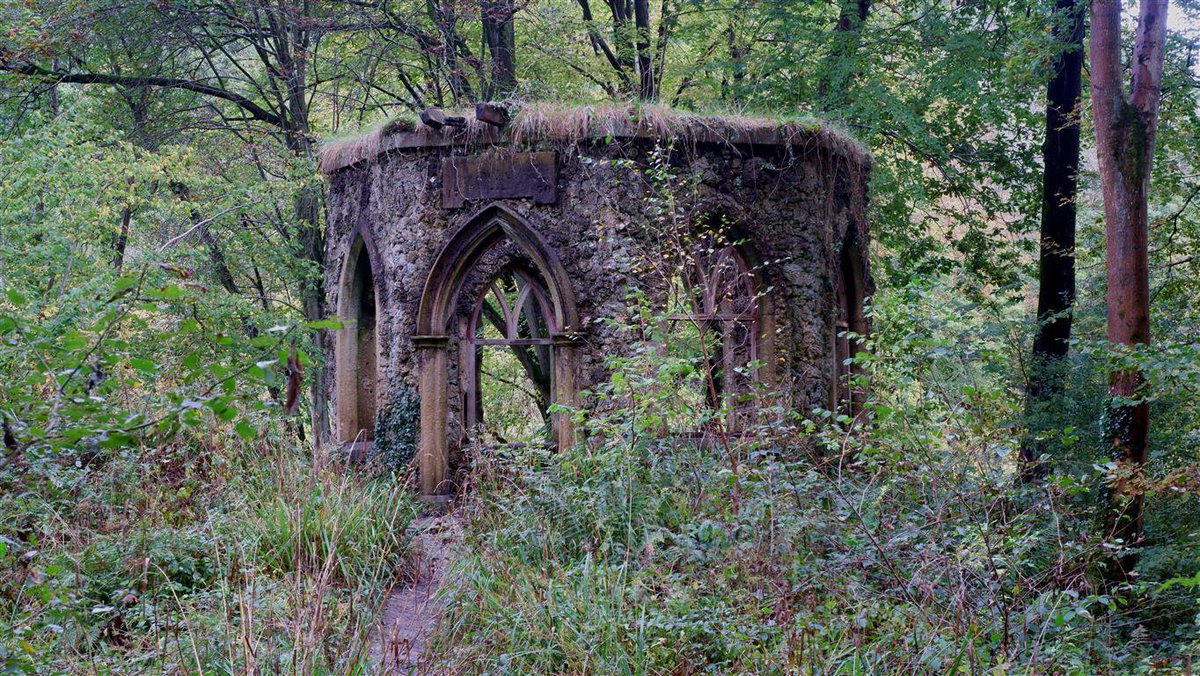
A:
[334, 317, 359, 444]
[551, 333, 581, 451]
[413, 335, 451, 502]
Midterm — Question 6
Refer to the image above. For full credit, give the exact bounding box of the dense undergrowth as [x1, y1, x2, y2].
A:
[0, 109, 419, 673]
[0, 428, 416, 673]
[434, 279, 1200, 674]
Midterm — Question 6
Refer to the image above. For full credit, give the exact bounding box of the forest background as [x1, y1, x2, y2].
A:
[1, 0, 1200, 671]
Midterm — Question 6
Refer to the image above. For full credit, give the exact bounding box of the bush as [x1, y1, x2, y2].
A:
[434, 277, 1200, 673]
[0, 427, 418, 673]
[248, 469, 414, 584]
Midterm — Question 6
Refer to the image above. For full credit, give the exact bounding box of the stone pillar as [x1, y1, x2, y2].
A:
[413, 335, 451, 502]
[551, 333, 581, 451]
[334, 317, 359, 443]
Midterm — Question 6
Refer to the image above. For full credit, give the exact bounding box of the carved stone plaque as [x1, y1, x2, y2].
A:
[441, 151, 557, 209]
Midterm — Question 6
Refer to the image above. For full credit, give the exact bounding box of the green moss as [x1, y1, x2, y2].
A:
[372, 387, 420, 470]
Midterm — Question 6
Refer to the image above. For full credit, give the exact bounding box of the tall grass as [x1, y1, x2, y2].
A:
[0, 426, 418, 673]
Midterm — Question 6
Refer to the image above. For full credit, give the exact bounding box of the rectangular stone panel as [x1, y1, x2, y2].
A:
[441, 151, 557, 208]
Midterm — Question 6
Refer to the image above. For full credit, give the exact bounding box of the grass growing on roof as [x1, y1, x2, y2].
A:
[316, 102, 868, 173]
[317, 114, 418, 173]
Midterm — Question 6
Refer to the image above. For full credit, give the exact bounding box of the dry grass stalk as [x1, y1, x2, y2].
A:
[316, 116, 417, 174]
[317, 102, 870, 174]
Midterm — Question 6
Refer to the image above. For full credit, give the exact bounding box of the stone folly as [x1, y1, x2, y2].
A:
[321, 107, 873, 502]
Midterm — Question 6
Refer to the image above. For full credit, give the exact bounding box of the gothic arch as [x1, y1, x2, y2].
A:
[686, 210, 778, 389]
[413, 204, 579, 500]
[417, 204, 579, 337]
[335, 224, 385, 453]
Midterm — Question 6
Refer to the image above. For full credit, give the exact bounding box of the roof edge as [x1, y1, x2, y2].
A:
[317, 104, 871, 175]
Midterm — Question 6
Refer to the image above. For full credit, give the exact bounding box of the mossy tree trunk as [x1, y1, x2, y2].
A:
[1089, 0, 1168, 588]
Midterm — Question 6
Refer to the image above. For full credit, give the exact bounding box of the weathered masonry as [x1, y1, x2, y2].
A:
[320, 105, 873, 502]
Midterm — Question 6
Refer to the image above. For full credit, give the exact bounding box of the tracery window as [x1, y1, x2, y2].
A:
[464, 267, 555, 445]
[665, 229, 761, 430]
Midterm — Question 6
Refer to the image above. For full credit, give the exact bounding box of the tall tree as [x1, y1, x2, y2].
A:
[1021, 0, 1086, 478]
[632, 0, 655, 99]
[1089, 0, 1169, 586]
[0, 0, 337, 446]
[816, 0, 871, 110]
[481, 0, 517, 97]
[572, 0, 669, 100]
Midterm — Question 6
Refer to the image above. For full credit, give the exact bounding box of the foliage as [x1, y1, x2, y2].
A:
[437, 277, 1200, 673]
[0, 424, 417, 672]
[0, 80, 417, 673]
[372, 387, 421, 471]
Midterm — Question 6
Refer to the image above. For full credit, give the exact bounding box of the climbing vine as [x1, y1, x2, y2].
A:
[371, 387, 420, 471]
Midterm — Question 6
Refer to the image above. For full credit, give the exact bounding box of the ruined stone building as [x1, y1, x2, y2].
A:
[320, 105, 872, 502]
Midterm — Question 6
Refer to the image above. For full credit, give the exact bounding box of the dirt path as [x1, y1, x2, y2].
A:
[370, 512, 460, 673]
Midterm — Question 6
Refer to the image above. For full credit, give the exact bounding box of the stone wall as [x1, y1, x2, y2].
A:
[323, 126, 871, 496]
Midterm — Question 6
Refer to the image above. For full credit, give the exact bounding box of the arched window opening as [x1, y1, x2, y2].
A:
[414, 204, 580, 499]
[336, 241, 379, 451]
[465, 267, 555, 446]
[354, 248, 378, 441]
[664, 226, 762, 431]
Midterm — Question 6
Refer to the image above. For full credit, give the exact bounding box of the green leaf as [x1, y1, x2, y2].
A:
[235, 420, 257, 442]
[305, 319, 343, 330]
[5, 289, 26, 306]
[129, 358, 157, 373]
[147, 285, 186, 300]
[61, 331, 88, 351]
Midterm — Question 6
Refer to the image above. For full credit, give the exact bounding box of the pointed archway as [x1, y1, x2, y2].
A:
[335, 231, 384, 456]
[414, 204, 579, 500]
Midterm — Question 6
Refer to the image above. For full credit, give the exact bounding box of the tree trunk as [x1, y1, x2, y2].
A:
[113, 205, 132, 272]
[1020, 0, 1085, 479]
[1089, 0, 1168, 588]
[610, 0, 637, 91]
[296, 185, 332, 449]
[481, 0, 517, 97]
[633, 0, 655, 100]
[423, 0, 478, 105]
[269, 1, 332, 451]
[723, 23, 747, 104]
[280, 116, 331, 449]
[816, 0, 870, 109]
